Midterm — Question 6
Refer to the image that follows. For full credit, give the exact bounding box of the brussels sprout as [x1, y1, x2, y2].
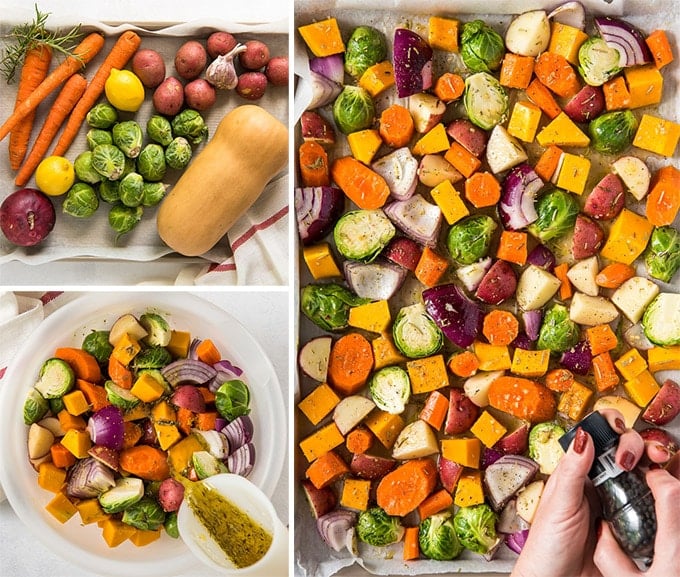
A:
[529, 422, 566, 474]
[171, 109, 208, 144]
[332, 85, 375, 135]
[133, 346, 172, 369]
[141, 182, 167, 207]
[146, 114, 173, 147]
[86, 103, 118, 129]
[119, 172, 144, 208]
[165, 136, 192, 170]
[192, 450, 229, 479]
[446, 214, 497, 265]
[527, 189, 579, 243]
[121, 497, 166, 530]
[98, 179, 120, 204]
[300, 283, 370, 331]
[112, 120, 143, 159]
[419, 511, 463, 560]
[104, 380, 140, 410]
[453, 504, 499, 555]
[49, 397, 65, 415]
[63, 183, 99, 218]
[140, 313, 172, 347]
[87, 128, 113, 150]
[578, 37, 622, 86]
[215, 379, 251, 421]
[82, 330, 113, 364]
[34, 358, 75, 399]
[344, 26, 387, 78]
[460, 20, 505, 73]
[92, 143, 126, 180]
[357, 507, 404, 547]
[137, 143, 167, 182]
[108, 203, 143, 237]
[645, 226, 680, 283]
[393, 303, 443, 359]
[369, 366, 411, 414]
[73, 150, 103, 184]
[538, 303, 580, 353]
[99, 476, 145, 514]
[642, 293, 680, 346]
[164, 511, 179, 538]
[589, 110, 637, 154]
[23, 388, 49, 425]
[334, 209, 395, 262]
[121, 156, 137, 179]
[464, 72, 509, 130]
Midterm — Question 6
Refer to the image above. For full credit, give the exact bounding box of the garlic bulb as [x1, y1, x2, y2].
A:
[205, 43, 246, 90]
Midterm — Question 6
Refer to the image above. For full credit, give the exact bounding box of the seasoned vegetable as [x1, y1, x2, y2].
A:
[645, 226, 680, 283]
[140, 313, 172, 347]
[146, 115, 173, 147]
[333, 209, 395, 262]
[578, 37, 622, 86]
[527, 189, 579, 243]
[369, 366, 411, 414]
[63, 183, 99, 218]
[642, 293, 680, 346]
[344, 26, 386, 78]
[537, 303, 580, 353]
[112, 120, 143, 159]
[74, 151, 102, 184]
[392, 303, 443, 359]
[446, 214, 497, 265]
[137, 144, 166, 182]
[171, 109, 208, 145]
[82, 331, 113, 364]
[460, 20, 504, 73]
[453, 504, 499, 555]
[118, 172, 144, 208]
[122, 497, 166, 531]
[504, 10, 550, 57]
[589, 110, 637, 154]
[393, 28, 433, 97]
[419, 512, 463, 560]
[133, 346, 172, 369]
[91, 143, 125, 180]
[86, 103, 118, 129]
[356, 507, 404, 547]
[528, 422, 566, 474]
[99, 476, 145, 514]
[464, 72, 508, 130]
[34, 357, 74, 398]
[300, 283, 369, 331]
[23, 388, 49, 425]
[332, 86, 375, 134]
[165, 137, 192, 170]
[215, 379, 250, 421]
[423, 283, 484, 348]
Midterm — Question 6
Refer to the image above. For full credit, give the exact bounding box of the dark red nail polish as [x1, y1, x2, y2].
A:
[621, 450, 636, 471]
[614, 417, 626, 433]
[574, 427, 587, 454]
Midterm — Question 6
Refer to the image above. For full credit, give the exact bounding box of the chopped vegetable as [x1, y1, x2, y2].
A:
[459, 20, 504, 73]
[419, 511, 463, 560]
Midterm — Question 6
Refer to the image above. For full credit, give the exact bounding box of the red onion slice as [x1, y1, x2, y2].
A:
[393, 28, 433, 97]
[226, 442, 255, 477]
[221, 415, 254, 452]
[87, 405, 125, 450]
[344, 259, 407, 301]
[317, 510, 357, 552]
[295, 186, 345, 245]
[309, 54, 345, 85]
[371, 147, 419, 201]
[500, 164, 542, 231]
[161, 359, 216, 387]
[306, 70, 342, 110]
[595, 16, 652, 67]
[383, 194, 442, 247]
[66, 457, 116, 499]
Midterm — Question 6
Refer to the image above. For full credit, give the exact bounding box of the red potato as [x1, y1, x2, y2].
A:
[184, 78, 216, 111]
[239, 39, 270, 70]
[383, 236, 423, 272]
[140, 419, 158, 446]
[438, 455, 464, 493]
[171, 385, 206, 413]
[265, 55, 289, 87]
[175, 40, 208, 80]
[417, 154, 463, 188]
[475, 259, 517, 305]
[639, 427, 679, 454]
[350, 453, 397, 480]
[153, 76, 184, 116]
[445, 388, 480, 435]
[302, 479, 337, 519]
[300, 110, 336, 145]
[563, 85, 605, 123]
[583, 173, 625, 221]
[236, 71, 267, 100]
[446, 118, 488, 157]
[131, 48, 166, 88]
[408, 92, 445, 133]
[642, 379, 680, 426]
[158, 477, 185, 512]
[572, 214, 604, 260]
[207, 31, 238, 58]
[495, 423, 530, 455]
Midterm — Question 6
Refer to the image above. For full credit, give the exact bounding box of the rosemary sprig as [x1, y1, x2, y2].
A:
[0, 4, 83, 83]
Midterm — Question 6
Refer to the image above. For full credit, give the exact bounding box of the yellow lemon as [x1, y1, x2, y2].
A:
[35, 156, 75, 196]
[105, 68, 145, 112]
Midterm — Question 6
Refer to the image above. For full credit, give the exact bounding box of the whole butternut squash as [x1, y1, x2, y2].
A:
[157, 105, 288, 256]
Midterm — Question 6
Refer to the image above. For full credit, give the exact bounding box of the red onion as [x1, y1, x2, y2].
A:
[66, 457, 115, 499]
[221, 415, 254, 452]
[214, 417, 228, 431]
[188, 338, 202, 360]
[526, 244, 556, 272]
[595, 16, 652, 67]
[295, 186, 345, 245]
[383, 194, 442, 247]
[309, 54, 344, 85]
[306, 70, 342, 110]
[226, 442, 255, 476]
[0, 188, 55, 247]
[500, 164, 542, 231]
[316, 510, 357, 552]
[522, 309, 542, 341]
[484, 455, 539, 511]
[371, 147, 419, 201]
[505, 529, 530, 554]
[482, 447, 505, 468]
[193, 429, 229, 459]
[213, 359, 244, 378]
[393, 28, 433, 97]
[497, 500, 530, 534]
[344, 259, 407, 301]
[512, 333, 535, 351]
[161, 358, 216, 387]
[87, 405, 125, 450]
[423, 283, 484, 348]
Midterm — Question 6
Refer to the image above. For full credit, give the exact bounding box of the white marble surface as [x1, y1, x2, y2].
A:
[0, 290, 291, 577]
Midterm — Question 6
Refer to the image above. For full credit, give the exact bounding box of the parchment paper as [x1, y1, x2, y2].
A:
[294, 1, 680, 576]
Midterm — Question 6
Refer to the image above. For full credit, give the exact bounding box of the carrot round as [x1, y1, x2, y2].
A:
[14, 74, 87, 187]
[434, 72, 465, 102]
[195, 338, 221, 366]
[482, 309, 519, 346]
[0, 32, 105, 142]
[488, 375, 557, 423]
[9, 44, 52, 170]
[330, 156, 390, 210]
[378, 104, 414, 148]
[119, 445, 170, 481]
[327, 332, 374, 396]
[595, 262, 636, 289]
[376, 458, 437, 516]
[417, 488, 453, 520]
[464, 171, 501, 208]
[53, 30, 141, 156]
[534, 52, 581, 98]
[447, 351, 480, 378]
[298, 141, 330, 187]
[545, 368, 575, 392]
[53, 346, 101, 383]
[345, 427, 373, 454]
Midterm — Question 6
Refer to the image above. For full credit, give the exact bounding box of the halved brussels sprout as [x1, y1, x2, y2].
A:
[34, 358, 75, 399]
[642, 293, 680, 346]
[369, 366, 410, 414]
[344, 26, 387, 78]
[171, 109, 208, 145]
[528, 422, 566, 474]
[300, 283, 370, 331]
[92, 143, 126, 180]
[137, 144, 167, 182]
[578, 37, 622, 86]
[87, 128, 113, 151]
[215, 379, 250, 421]
[419, 511, 463, 560]
[334, 209, 395, 262]
[146, 115, 173, 147]
[98, 179, 120, 204]
[104, 380, 140, 410]
[446, 214, 497, 265]
[99, 476, 145, 514]
[23, 388, 49, 425]
[645, 225, 680, 283]
[165, 136, 192, 170]
[357, 507, 404, 547]
[63, 183, 99, 218]
[393, 302, 443, 358]
[464, 72, 509, 130]
[82, 330, 113, 364]
[119, 172, 144, 208]
[528, 189, 579, 244]
[112, 120, 143, 159]
[332, 85, 375, 134]
[537, 303, 580, 353]
[453, 504, 498, 555]
[86, 103, 118, 129]
[74, 151, 103, 184]
[141, 182, 167, 207]
[108, 203, 143, 237]
[121, 497, 166, 531]
[140, 313, 172, 346]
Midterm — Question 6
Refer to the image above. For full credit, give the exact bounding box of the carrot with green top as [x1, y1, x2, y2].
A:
[464, 171, 501, 208]
[0, 32, 105, 142]
[298, 141, 330, 187]
[53, 30, 141, 156]
[482, 309, 519, 346]
[54, 346, 101, 383]
[378, 104, 414, 148]
[330, 156, 390, 210]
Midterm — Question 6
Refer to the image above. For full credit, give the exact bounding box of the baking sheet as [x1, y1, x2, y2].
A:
[294, 1, 680, 576]
[0, 12, 288, 267]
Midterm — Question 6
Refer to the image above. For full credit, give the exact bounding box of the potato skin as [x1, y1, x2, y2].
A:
[445, 388, 480, 435]
[239, 39, 270, 70]
[584, 173, 625, 221]
[236, 72, 267, 100]
[184, 78, 216, 111]
[572, 214, 604, 260]
[131, 49, 166, 88]
[642, 379, 680, 426]
[207, 31, 238, 58]
[153, 76, 185, 116]
[175, 40, 208, 80]
[265, 55, 289, 87]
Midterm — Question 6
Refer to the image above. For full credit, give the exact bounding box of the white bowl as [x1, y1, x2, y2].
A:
[0, 292, 286, 577]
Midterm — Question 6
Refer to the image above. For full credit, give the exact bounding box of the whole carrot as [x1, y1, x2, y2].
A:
[0, 32, 104, 142]
[53, 30, 141, 156]
[14, 74, 87, 187]
[9, 44, 52, 170]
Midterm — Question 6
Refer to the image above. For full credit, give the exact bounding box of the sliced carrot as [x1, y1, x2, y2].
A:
[197, 387, 216, 404]
[447, 351, 480, 378]
[330, 156, 390, 210]
[419, 390, 449, 430]
[499, 53, 534, 89]
[534, 52, 581, 98]
[496, 230, 528, 265]
[434, 72, 465, 102]
[196, 411, 218, 431]
[553, 262, 573, 300]
[346, 427, 374, 454]
[545, 368, 575, 392]
[444, 141, 481, 178]
[586, 324, 619, 355]
[50, 442, 76, 469]
[195, 339, 221, 366]
[414, 246, 448, 287]
[417, 488, 453, 520]
[526, 78, 562, 119]
[595, 262, 636, 289]
[603, 75, 632, 111]
[176, 407, 196, 436]
[403, 526, 420, 561]
[119, 445, 169, 481]
[75, 379, 110, 412]
[464, 171, 501, 208]
[378, 104, 414, 148]
[376, 458, 438, 516]
[487, 376, 557, 423]
[482, 310, 519, 346]
[305, 450, 349, 489]
[645, 30, 674, 69]
[122, 421, 143, 449]
[327, 332, 374, 396]
[54, 347, 101, 383]
[298, 141, 330, 187]
[108, 356, 133, 390]
[592, 352, 620, 392]
[534, 144, 563, 182]
[646, 165, 680, 226]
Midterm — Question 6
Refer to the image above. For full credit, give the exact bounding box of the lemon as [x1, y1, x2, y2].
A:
[35, 156, 75, 196]
[105, 68, 145, 112]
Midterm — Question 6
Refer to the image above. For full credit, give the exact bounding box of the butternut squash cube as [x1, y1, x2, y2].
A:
[470, 411, 507, 448]
[511, 348, 550, 378]
[633, 114, 680, 157]
[371, 334, 408, 370]
[60, 428, 92, 459]
[303, 243, 342, 280]
[299, 422, 345, 462]
[123, 403, 150, 422]
[298, 18, 345, 57]
[407, 355, 449, 394]
[412, 123, 450, 156]
[537, 112, 590, 148]
[586, 324, 619, 355]
[62, 390, 90, 416]
[348, 300, 391, 334]
[441, 437, 481, 468]
[297, 383, 341, 426]
[168, 434, 204, 474]
[101, 518, 136, 547]
[557, 380, 594, 421]
[57, 409, 86, 431]
[153, 423, 182, 451]
[76, 498, 109, 525]
[129, 528, 162, 547]
[341, 478, 372, 511]
[38, 462, 67, 493]
[647, 345, 680, 373]
[430, 179, 469, 225]
[472, 342, 511, 372]
[130, 372, 165, 403]
[599, 209, 653, 265]
[347, 129, 382, 165]
[548, 22, 589, 64]
[45, 491, 78, 524]
[615, 348, 648, 380]
[454, 470, 484, 507]
[359, 61, 395, 97]
[111, 333, 141, 366]
[167, 330, 191, 358]
[554, 153, 591, 195]
[507, 101, 542, 143]
[624, 65, 663, 108]
[365, 410, 405, 449]
[624, 370, 660, 407]
[428, 16, 459, 52]
[151, 400, 176, 423]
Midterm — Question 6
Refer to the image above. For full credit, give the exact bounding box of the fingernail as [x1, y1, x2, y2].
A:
[614, 417, 626, 433]
[621, 450, 636, 471]
[574, 427, 587, 454]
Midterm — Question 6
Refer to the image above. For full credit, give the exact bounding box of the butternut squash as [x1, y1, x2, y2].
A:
[157, 105, 288, 256]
